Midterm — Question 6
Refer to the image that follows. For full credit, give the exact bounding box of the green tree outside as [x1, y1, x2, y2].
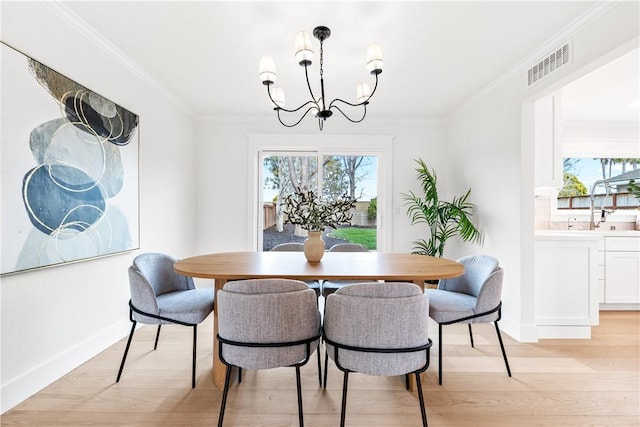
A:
[559, 172, 588, 197]
[367, 197, 377, 221]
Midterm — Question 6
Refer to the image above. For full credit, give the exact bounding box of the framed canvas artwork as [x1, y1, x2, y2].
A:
[1, 42, 139, 275]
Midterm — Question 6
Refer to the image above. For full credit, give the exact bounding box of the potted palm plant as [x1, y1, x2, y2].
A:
[401, 158, 481, 258]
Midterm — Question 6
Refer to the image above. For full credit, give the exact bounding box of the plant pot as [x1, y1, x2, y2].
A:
[304, 231, 325, 262]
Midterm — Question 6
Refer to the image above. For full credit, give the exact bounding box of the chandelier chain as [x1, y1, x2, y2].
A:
[319, 41, 324, 78]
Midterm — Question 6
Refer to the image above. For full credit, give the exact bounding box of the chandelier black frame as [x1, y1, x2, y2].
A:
[259, 26, 383, 130]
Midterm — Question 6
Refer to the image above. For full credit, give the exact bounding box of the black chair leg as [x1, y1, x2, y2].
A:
[238, 367, 242, 383]
[468, 324, 474, 348]
[317, 343, 322, 386]
[340, 371, 350, 427]
[192, 325, 197, 388]
[438, 323, 443, 386]
[154, 324, 162, 350]
[116, 320, 137, 383]
[494, 321, 512, 377]
[323, 351, 329, 389]
[405, 374, 410, 390]
[295, 366, 305, 427]
[217, 365, 233, 427]
[415, 372, 428, 427]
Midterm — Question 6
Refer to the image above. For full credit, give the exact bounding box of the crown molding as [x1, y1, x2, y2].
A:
[45, 1, 195, 117]
[444, 1, 618, 124]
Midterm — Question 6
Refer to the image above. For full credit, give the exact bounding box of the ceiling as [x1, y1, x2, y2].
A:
[59, 1, 636, 121]
[561, 47, 639, 122]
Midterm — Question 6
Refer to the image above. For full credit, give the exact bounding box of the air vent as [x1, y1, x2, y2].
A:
[528, 42, 571, 86]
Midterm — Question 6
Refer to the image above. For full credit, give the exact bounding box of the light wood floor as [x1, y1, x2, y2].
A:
[2, 311, 638, 427]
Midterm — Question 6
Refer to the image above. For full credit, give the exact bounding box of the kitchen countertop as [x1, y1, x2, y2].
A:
[536, 230, 640, 238]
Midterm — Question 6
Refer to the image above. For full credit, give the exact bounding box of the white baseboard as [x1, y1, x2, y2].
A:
[1, 319, 131, 414]
[499, 316, 539, 343]
[536, 325, 592, 339]
[600, 303, 640, 311]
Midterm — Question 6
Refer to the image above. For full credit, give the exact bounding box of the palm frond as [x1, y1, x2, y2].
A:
[414, 159, 439, 206]
[401, 191, 429, 225]
[411, 239, 436, 257]
[403, 158, 482, 257]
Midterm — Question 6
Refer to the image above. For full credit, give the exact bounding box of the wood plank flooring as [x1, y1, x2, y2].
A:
[2, 311, 638, 426]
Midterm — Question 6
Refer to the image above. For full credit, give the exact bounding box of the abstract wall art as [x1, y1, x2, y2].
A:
[1, 42, 139, 275]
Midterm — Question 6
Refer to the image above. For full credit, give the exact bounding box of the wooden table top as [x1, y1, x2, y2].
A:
[174, 251, 463, 282]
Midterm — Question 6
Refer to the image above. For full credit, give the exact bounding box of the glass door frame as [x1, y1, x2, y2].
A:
[247, 134, 393, 252]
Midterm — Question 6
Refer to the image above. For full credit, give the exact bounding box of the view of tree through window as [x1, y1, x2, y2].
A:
[559, 157, 640, 211]
[262, 153, 377, 251]
[562, 158, 640, 195]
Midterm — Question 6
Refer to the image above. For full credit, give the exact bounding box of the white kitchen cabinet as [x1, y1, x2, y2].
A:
[534, 233, 601, 339]
[604, 237, 640, 304]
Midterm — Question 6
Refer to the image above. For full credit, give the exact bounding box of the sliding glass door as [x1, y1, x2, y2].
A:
[260, 152, 379, 251]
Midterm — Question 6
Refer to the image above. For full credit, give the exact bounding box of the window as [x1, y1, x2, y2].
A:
[247, 134, 392, 252]
[559, 157, 639, 209]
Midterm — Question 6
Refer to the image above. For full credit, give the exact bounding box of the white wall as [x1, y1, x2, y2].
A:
[444, 2, 639, 341]
[195, 117, 447, 255]
[0, 3, 198, 412]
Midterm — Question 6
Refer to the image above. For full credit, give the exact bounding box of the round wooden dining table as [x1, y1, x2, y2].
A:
[174, 251, 463, 390]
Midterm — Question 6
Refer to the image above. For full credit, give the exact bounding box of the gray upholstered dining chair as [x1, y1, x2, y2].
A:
[116, 252, 215, 388]
[216, 279, 322, 427]
[425, 254, 511, 385]
[270, 242, 323, 385]
[321, 243, 371, 297]
[323, 282, 432, 427]
[271, 242, 321, 296]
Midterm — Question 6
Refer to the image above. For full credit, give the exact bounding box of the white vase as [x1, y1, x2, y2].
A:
[304, 231, 325, 262]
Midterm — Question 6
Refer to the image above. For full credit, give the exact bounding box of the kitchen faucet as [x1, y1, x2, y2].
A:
[589, 180, 614, 230]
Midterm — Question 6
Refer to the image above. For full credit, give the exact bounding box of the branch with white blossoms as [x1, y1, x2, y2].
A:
[283, 188, 356, 232]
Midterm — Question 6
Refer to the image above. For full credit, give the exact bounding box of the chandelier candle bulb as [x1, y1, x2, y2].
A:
[366, 43, 384, 74]
[269, 87, 285, 108]
[294, 31, 314, 65]
[356, 83, 372, 103]
[259, 56, 277, 84]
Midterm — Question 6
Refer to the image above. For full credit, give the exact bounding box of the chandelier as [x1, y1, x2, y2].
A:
[259, 26, 383, 130]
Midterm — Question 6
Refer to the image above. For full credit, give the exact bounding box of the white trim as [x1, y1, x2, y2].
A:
[247, 134, 393, 252]
[600, 303, 640, 311]
[446, 2, 617, 123]
[500, 317, 539, 343]
[536, 325, 592, 339]
[44, 2, 192, 116]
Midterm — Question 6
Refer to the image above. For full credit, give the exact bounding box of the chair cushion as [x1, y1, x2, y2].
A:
[223, 278, 309, 294]
[335, 281, 423, 298]
[425, 289, 476, 324]
[328, 243, 368, 252]
[156, 288, 215, 324]
[324, 282, 429, 376]
[132, 252, 195, 296]
[438, 255, 498, 297]
[218, 279, 321, 370]
[271, 243, 305, 251]
[322, 280, 373, 296]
